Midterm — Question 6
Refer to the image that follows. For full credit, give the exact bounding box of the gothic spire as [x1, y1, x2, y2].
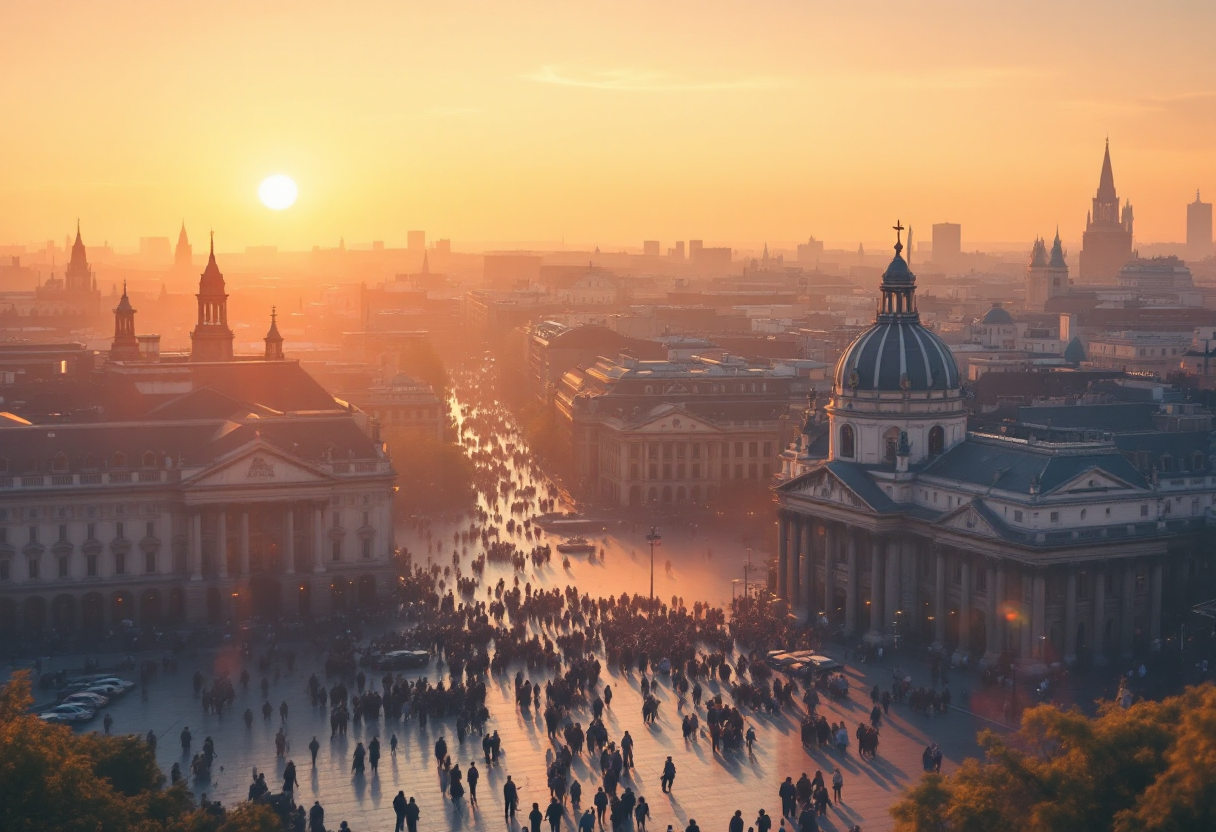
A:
[1097, 138, 1117, 201]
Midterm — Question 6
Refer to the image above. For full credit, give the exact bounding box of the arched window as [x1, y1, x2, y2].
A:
[1160, 455, 1173, 473]
[839, 424, 855, 458]
[52, 453, 69, 472]
[142, 451, 156, 468]
[1192, 452, 1205, 471]
[928, 425, 945, 456]
[112, 452, 126, 468]
[883, 427, 901, 463]
[83, 454, 95, 469]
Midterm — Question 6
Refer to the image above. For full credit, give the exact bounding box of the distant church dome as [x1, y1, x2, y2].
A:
[834, 224, 960, 393]
[982, 304, 1014, 325]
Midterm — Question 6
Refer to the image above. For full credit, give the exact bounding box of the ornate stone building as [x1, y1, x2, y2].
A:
[775, 225, 1214, 672]
[0, 242, 396, 645]
[1079, 140, 1134, 283]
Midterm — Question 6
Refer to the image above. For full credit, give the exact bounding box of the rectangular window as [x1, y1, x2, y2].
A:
[114, 552, 125, 575]
[145, 551, 156, 574]
[87, 555, 98, 577]
[630, 445, 640, 460]
[1013, 510, 1024, 522]
[735, 464, 744, 479]
[735, 442, 743, 457]
[0, 560, 9, 581]
[721, 463, 730, 479]
[663, 463, 672, 480]
[115, 522, 124, 539]
[748, 463, 757, 479]
[748, 442, 758, 458]
[648, 445, 658, 460]
[58, 525, 68, 542]
[1077, 572, 1089, 601]
[763, 442, 772, 458]
[28, 526, 38, 544]
[691, 444, 701, 459]
[662, 443, 672, 461]
[362, 511, 369, 527]
[0, 528, 5, 545]
[676, 444, 685, 460]
[630, 464, 639, 480]
[362, 538, 372, 559]
[147, 521, 155, 538]
[953, 563, 963, 584]
[332, 540, 342, 562]
[692, 463, 701, 479]
[975, 569, 987, 592]
[676, 464, 685, 479]
[87, 523, 96, 540]
[58, 556, 69, 578]
[1050, 512, 1060, 523]
[332, 512, 340, 528]
[1140, 504, 1149, 517]
[648, 464, 657, 480]
[28, 558, 39, 579]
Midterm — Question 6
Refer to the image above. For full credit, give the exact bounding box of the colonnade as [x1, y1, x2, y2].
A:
[777, 509, 1166, 666]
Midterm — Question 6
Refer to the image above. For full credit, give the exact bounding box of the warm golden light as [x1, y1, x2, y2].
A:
[258, 175, 297, 211]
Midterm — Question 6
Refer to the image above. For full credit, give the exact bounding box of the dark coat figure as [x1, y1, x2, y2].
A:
[393, 791, 408, 832]
[405, 798, 420, 832]
[529, 803, 544, 832]
[504, 776, 519, 820]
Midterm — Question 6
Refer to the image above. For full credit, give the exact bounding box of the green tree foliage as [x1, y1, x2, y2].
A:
[0, 672, 286, 832]
[890, 684, 1216, 832]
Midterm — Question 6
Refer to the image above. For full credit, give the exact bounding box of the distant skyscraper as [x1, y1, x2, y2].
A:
[674, 241, 685, 260]
[689, 240, 703, 261]
[1187, 190, 1213, 259]
[643, 240, 660, 257]
[408, 230, 426, 251]
[931, 222, 961, 268]
[1080, 140, 1134, 282]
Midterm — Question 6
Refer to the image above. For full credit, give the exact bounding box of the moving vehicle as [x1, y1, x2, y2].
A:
[556, 537, 596, 554]
[363, 649, 430, 671]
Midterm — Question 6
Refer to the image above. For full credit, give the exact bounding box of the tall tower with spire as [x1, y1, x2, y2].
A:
[173, 222, 193, 278]
[1025, 230, 1070, 311]
[65, 221, 92, 292]
[190, 234, 234, 361]
[1079, 140, 1134, 282]
[109, 282, 140, 361]
[264, 307, 284, 360]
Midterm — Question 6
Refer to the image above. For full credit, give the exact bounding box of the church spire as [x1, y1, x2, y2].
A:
[109, 280, 140, 361]
[1097, 138, 1117, 201]
[264, 306, 284, 360]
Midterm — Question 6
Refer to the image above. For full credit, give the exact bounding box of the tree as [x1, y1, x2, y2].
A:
[890, 684, 1216, 832]
[0, 672, 289, 832]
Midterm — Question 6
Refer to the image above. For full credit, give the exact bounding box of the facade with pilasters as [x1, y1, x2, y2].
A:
[775, 225, 1214, 672]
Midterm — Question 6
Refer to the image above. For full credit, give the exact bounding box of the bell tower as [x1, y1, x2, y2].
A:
[264, 307, 284, 360]
[190, 233, 234, 361]
[109, 282, 140, 361]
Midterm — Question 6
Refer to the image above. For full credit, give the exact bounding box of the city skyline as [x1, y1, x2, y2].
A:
[2, 1, 1215, 249]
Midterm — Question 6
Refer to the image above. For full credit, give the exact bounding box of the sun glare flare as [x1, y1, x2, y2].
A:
[258, 175, 297, 211]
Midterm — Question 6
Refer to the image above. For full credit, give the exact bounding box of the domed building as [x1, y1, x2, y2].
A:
[775, 222, 1210, 675]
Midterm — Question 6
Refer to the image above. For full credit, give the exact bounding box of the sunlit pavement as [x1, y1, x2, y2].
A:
[30, 546, 996, 832]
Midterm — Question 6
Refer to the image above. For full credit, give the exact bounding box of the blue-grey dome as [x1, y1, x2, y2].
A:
[881, 251, 914, 285]
[982, 304, 1013, 324]
[834, 319, 960, 392]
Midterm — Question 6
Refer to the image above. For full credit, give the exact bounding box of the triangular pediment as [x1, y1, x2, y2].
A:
[781, 465, 874, 512]
[1053, 467, 1140, 495]
[632, 405, 720, 434]
[936, 501, 999, 538]
[183, 441, 334, 489]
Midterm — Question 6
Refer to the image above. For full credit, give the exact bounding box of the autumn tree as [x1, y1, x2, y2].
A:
[890, 684, 1216, 832]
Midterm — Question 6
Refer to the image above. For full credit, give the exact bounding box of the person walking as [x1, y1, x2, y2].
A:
[594, 787, 608, 826]
[393, 791, 407, 832]
[352, 742, 366, 776]
[579, 809, 596, 832]
[621, 731, 634, 768]
[660, 757, 676, 793]
[391, 734, 398, 758]
[504, 775, 519, 821]
[103, 713, 113, 735]
[756, 809, 771, 832]
[529, 802, 544, 832]
[468, 762, 480, 806]
[309, 802, 325, 832]
[634, 797, 650, 832]
[779, 777, 796, 818]
[369, 737, 381, 774]
[283, 760, 299, 794]
[729, 810, 745, 832]
[181, 726, 192, 753]
[831, 769, 843, 804]
[309, 736, 320, 767]
[546, 798, 563, 832]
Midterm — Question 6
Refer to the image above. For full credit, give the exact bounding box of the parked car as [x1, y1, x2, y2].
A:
[83, 683, 127, 698]
[69, 676, 134, 693]
[363, 650, 430, 671]
[63, 692, 109, 708]
[39, 703, 96, 723]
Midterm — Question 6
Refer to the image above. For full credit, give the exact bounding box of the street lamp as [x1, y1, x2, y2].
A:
[742, 547, 755, 601]
[646, 526, 662, 600]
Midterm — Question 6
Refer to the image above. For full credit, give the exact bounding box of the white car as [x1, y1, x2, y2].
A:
[84, 683, 127, 698]
[74, 677, 134, 693]
[39, 703, 95, 723]
[64, 692, 109, 708]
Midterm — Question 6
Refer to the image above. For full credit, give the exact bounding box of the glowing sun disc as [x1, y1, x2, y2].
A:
[258, 175, 297, 210]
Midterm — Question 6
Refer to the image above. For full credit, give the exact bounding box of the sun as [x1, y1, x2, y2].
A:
[258, 174, 298, 210]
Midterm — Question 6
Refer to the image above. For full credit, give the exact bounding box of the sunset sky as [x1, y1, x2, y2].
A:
[2, 0, 1214, 250]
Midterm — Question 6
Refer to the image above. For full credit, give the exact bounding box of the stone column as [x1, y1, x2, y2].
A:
[991, 560, 1006, 656]
[777, 512, 789, 600]
[216, 508, 228, 579]
[190, 511, 203, 580]
[1120, 565, 1135, 659]
[239, 511, 250, 576]
[1092, 567, 1107, 666]
[932, 545, 946, 649]
[1032, 570, 1047, 660]
[955, 555, 971, 659]
[313, 504, 326, 573]
[790, 516, 802, 605]
[822, 523, 835, 619]
[866, 536, 883, 641]
[284, 506, 296, 575]
[884, 536, 899, 640]
[903, 538, 920, 634]
[1063, 568, 1078, 664]
[800, 521, 813, 611]
[1020, 571, 1033, 660]
[844, 529, 858, 634]
[1149, 561, 1163, 644]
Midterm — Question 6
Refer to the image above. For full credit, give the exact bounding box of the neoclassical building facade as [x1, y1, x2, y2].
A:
[0, 239, 396, 645]
[775, 226, 1214, 672]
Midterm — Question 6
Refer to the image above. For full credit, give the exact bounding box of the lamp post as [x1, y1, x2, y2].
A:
[742, 547, 754, 601]
[646, 527, 662, 600]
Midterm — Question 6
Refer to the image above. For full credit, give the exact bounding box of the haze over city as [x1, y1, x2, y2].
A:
[3, 1, 1216, 248]
[3, 4, 1216, 832]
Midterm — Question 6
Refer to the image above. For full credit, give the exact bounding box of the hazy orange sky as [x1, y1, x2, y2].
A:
[2, 1, 1214, 250]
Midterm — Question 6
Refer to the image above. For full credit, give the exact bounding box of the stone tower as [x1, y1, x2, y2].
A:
[190, 234, 234, 361]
